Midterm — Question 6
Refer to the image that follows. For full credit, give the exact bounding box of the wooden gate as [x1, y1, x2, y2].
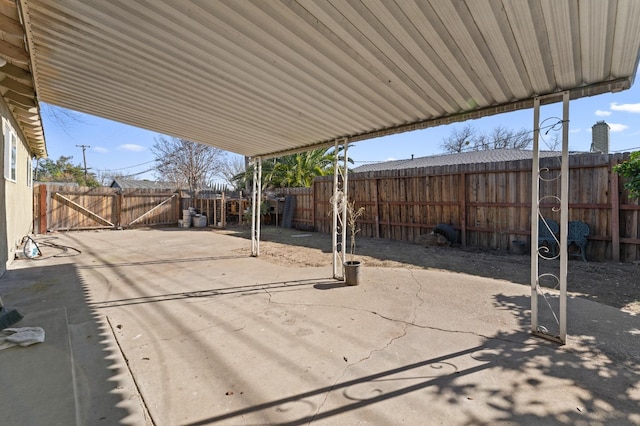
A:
[34, 184, 181, 232]
[37, 185, 118, 231]
[120, 190, 179, 228]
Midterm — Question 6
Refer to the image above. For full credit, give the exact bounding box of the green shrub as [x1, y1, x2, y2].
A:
[613, 151, 640, 198]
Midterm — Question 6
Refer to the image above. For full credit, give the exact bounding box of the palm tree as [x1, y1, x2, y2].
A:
[233, 146, 351, 189]
[270, 148, 334, 187]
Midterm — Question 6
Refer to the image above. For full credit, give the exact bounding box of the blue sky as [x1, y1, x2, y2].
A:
[41, 81, 640, 183]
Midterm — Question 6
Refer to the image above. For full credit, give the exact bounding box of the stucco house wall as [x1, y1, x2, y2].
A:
[0, 96, 34, 276]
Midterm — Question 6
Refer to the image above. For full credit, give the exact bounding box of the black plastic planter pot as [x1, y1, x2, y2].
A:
[512, 240, 527, 255]
[344, 261, 361, 286]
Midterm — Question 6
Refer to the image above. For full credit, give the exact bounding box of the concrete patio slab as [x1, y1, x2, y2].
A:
[0, 228, 638, 425]
[0, 307, 76, 426]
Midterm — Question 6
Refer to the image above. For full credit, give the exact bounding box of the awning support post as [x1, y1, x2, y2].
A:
[251, 156, 262, 257]
[332, 139, 348, 280]
[531, 91, 569, 344]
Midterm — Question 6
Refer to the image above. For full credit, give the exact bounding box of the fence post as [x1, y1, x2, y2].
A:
[459, 172, 467, 246]
[117, 190, 123, 228]
[610, 161, 620, 262]
[38, 184, 47, 234]
[311, 183, 316, 230]
[221, 192, 226, 227]
[370, 178, 379, 238]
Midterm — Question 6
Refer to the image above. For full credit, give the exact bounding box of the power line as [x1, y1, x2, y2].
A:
[98, 159, 156, 172]
[125, 168, 155, 177]
[611, 146, 640, 153]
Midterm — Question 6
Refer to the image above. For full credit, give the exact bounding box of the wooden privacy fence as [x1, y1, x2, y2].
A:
[33, 152, 639, 262]
[280, 153, 640, 262]
[276, 187, 315, 229]
[34, 185, 181, 232]
[180, 191, 227, 227]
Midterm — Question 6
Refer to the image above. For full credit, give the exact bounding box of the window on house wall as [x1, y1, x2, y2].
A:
[27, 157, 33, 187]
[10, 133, 17, 181]
[3, 118, 17, 182]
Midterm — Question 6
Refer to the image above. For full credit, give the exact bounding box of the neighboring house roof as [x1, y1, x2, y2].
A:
[109, 179, 173, 190]
[352, 149, 562, 173]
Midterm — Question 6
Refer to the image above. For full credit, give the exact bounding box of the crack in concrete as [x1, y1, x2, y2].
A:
[263, 271, 532, 347]
[308, 271, 426, 424]
[262, 272, 536, 424]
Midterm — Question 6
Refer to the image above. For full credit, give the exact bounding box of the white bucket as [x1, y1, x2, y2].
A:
[193, 215, 207, 227]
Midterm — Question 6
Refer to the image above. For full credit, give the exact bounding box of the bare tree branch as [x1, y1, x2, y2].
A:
[441, 124, 476, 153]
[442, 125, 532, 153]
[152, 136, 226, 192]
[220, 155, 246, 190]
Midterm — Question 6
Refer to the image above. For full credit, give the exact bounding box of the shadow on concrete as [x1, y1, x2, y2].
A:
[183, 292, 640, 425]
[314, 282, 349, 290]
[91, 278, 338, 308]
[77, 254, 244, 269]
[0, 261, 141, 424]
[4, 230, 637, 424]
[184, 344, 489, 426]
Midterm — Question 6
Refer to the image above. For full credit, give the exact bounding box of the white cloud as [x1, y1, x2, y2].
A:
[94, 146, 108, 153]
[610, 102, 640, 113]
[570, 128, 581, 133]
[117, 144, 146, 152]
[595, 110, 611, 117]
[607, 123, 629, 132]
[385, 157, 397, 161]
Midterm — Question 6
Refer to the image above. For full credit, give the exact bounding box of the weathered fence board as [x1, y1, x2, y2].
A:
[291, 153, 639, 262]
[33, 152, 640, 262]
[38, 185, 118, 231]
[121, 190, 178, 227]
[35, 185, 181, 232]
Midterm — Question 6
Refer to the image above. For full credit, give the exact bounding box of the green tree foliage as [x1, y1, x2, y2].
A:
[35, 155, 100, 187]
[233, 147, 348, 189]
[613, 151, 640, 198]
[269, 148, 337, 187]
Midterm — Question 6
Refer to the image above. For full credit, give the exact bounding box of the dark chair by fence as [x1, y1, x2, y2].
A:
[568, 221, 590, 262]
[538, 218, 559, 257]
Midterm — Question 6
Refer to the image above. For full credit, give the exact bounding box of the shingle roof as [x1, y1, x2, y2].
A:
[352, 149, 562, 173]
[109, 179, 173, 190]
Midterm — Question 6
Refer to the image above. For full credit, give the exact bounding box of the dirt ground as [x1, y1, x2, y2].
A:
[218, 225, 640, 315]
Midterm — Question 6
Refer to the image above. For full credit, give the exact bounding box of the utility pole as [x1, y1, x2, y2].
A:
[76, 144, 90, 179]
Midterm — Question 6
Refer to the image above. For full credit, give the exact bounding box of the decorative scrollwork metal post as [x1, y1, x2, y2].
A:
[332, 139, 348, 280]
[531, 92, 569, 344]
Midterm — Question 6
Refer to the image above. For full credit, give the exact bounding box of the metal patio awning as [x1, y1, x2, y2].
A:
[10, 0, 640, 158]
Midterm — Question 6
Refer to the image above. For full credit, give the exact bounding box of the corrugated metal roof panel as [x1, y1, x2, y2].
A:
[18, 0, 640, 158]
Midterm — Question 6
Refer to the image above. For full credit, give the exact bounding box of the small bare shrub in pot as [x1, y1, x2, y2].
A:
[344, 200, 365, 286]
